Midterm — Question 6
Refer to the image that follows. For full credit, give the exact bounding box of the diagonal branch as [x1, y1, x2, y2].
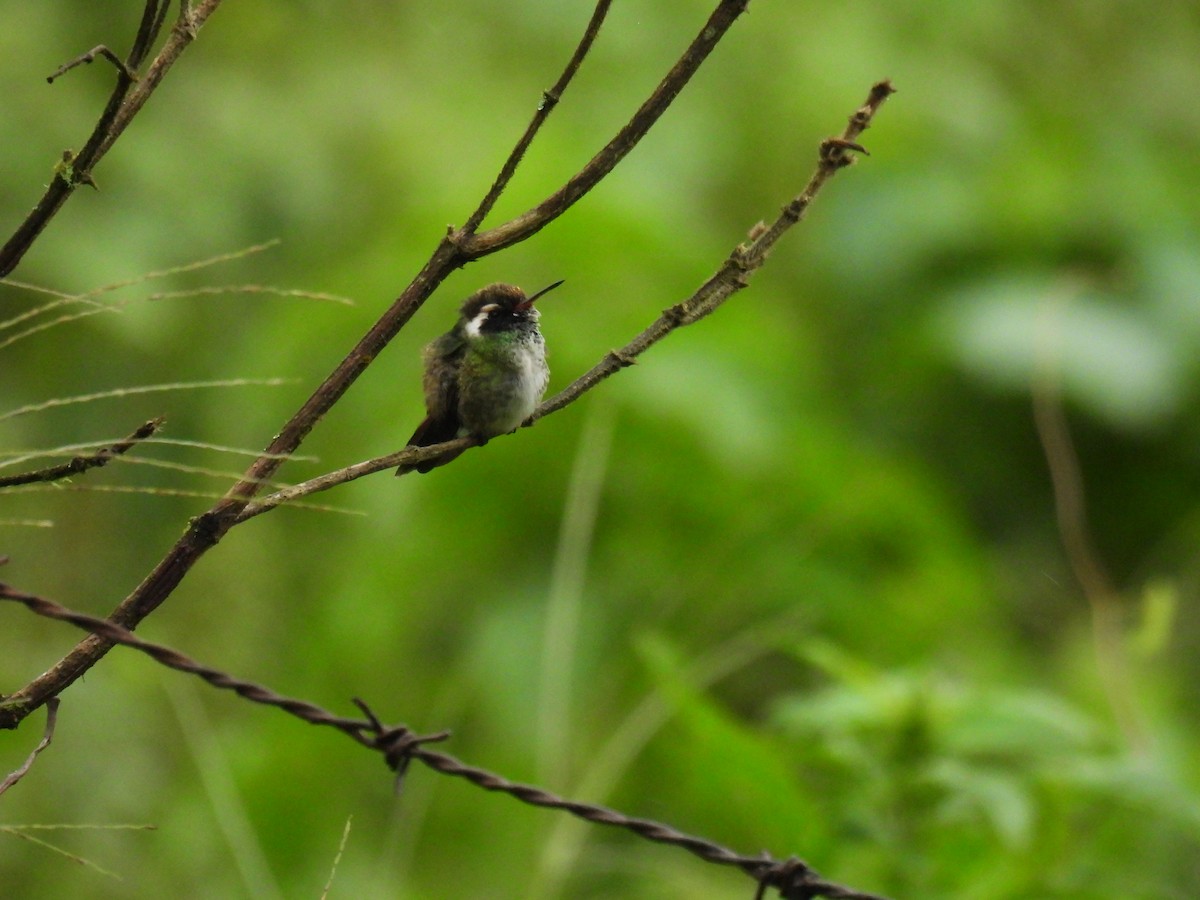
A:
[0, 418, 163, 488]
[534, 82, 894, 417]
[461, 0, 614, 234]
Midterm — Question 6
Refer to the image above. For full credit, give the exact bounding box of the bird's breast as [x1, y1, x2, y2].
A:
[457, 336, 549, 437]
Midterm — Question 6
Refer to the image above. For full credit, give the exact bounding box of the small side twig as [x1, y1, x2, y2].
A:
[0, 584, 888, 900]
[0, 698, 59, 797]
[0, 418, 163, 489]
[134, 0, 174, 67]
[47, 46, 137, 84]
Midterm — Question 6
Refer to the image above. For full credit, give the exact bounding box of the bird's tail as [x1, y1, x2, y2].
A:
[395, 416, 461, 475]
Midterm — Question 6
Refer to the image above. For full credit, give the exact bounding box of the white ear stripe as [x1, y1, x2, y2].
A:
[465, 304, 498, 339]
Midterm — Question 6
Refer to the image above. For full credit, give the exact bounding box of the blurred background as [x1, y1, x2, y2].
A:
[2, 2, 1198, 897]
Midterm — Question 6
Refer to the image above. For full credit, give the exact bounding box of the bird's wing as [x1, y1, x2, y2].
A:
[410, 331, 467, 447]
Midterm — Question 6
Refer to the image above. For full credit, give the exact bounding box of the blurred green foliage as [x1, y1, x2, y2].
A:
[2, 2, 1199, 898]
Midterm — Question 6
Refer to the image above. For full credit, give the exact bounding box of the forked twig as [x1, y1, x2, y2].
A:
[463, 0, 751, 257]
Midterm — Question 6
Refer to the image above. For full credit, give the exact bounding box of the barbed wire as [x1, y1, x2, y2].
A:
[0, 580, 889, 900]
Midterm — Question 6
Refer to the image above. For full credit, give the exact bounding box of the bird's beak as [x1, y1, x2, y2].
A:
[518, 279, 565, 310]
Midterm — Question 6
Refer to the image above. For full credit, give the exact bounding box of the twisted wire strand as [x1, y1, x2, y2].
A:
[0, 582, 888, 900]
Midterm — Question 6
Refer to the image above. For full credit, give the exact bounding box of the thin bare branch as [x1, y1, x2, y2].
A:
[461, 0, 614, 233]
[235, 441, 474, 522]
[46, 46, 136, 84]
[0, 418, 162, 488]
[540, 84, 893, 414]
[94, 0, 224, 161]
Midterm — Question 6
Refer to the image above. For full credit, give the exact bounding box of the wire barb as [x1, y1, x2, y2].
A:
[353, 697, 452, 784]
[753, 855, 890, 900]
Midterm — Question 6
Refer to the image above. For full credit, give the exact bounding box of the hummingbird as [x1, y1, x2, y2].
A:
[396, 280, 562, 475]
